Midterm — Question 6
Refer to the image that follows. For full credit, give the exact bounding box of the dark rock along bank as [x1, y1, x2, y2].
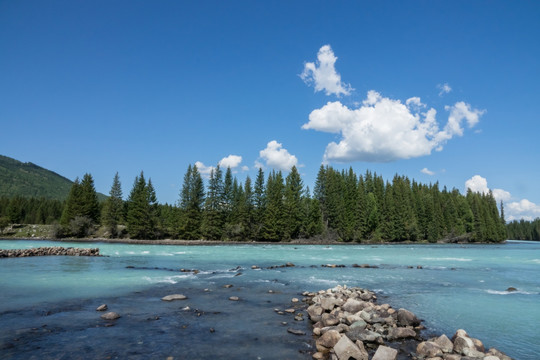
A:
[0, 246, 101, 258]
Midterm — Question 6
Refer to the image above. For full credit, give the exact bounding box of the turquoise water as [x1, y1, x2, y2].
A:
[0, 240, 538, 359]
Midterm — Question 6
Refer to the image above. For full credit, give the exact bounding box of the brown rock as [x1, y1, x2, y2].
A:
[316, 330, 342, 353]
[433, 334, 453, 353]
[397, 308, 420, 327]
[388, 327, 416, 339]
[416, 341, 443, 358]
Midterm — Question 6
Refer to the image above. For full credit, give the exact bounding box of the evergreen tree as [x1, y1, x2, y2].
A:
[126, 171, 157, 239]
[252, 168, 266, 240]
[80, 173, 100, 223]
[284, 166, 304, 239]
[261, 171, 285, 241]
[179, 164, 205, 239]
[102, 172, 123, 237]
[202, 166, 225, 240]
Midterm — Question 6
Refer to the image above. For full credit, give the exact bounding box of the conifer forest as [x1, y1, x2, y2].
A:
[0, 165, 512, 242]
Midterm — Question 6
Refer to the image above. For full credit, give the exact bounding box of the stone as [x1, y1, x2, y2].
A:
[223, 284, 233, 288]
[416, 341, 443, 358]
[371, 345, 398, 360]
[287, 328, 305, 336]
[453, 336, 476, 355]
[506, 287, 517, 292]
[334, 335, 368, 360]
[285, 308, 296, 313]
[96, 304, 108, 311]
[229, 296, 240, 301]
[100, 312, 121, 320]
[316, 330, 342, 352]
[397, 308, 420, 327]
[483, 356, 502, 360]
[342, 298, 365, 314]
[349, 320, 367, 330]
[442, 355, 461, 360]
[161, 294, 187, 301]
[388, 327, 416, 339]
[321, 296, 341, 311]
[312, 352, 325, 360]
[433, 334, 453, 353]
[307, 304, 324, 321]
[471, 337, 485, 352]
[292, 298, 299, 303]
[322, 313, 340, 327]
[346, 328, 381, 343]
[487, 348, 512, 360]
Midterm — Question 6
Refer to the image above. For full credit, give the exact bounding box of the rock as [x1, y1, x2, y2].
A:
[453, 336, 476, 356]
[307, 304, 324, 321]
[291, 298, 299, 303]
[251, 265, 259, 269]
[433, 334, 453, 353]
[388, 327, 416, 339]
[312, 352, 325, 360]
[487, 348, 512, 360]
[342, 298, 365, 314]
[334, 335, 368, 360]
[416, 341, 443, 358]
[161, 294, 187, 301]
[287, 328, 305, 336]
[397, 308, 420, 327]
[346, 328, 381, 343]
[441, 354, 461, 360]
[285, 308, 295, 313]
[100, 312, 121, 320]
[229, 296, 240, 301]
[223, 284, 233, 288]
[484, 356, 502, 360]
[316, 330, 342, 353]
[349, 320, 367, 330]
[472, 337, 485, 352]
[372, 345, 398, 360]
[321, 296, 341, 311]
[285, 262, 295, 267]
[506, 287, 517, 292]
[96, 304, 108, 311]
[322, 313, 340, 327]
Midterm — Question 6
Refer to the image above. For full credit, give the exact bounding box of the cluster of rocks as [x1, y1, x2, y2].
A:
[304, 285, 512, 360]
[0, 246, 100, 258]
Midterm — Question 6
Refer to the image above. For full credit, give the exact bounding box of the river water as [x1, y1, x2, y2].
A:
[0, 240, 538, 359]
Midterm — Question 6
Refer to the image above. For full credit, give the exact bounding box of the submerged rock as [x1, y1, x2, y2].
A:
[100, 312, 121, 320]
[161, 294, 187, 301]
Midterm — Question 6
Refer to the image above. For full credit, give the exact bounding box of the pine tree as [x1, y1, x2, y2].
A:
[261, 171, 285, 241]
[253, 168, 266, 240]
[284, 166, 304, 239]
[80, 173, 100, 223]
[126, 171, 155, 239]
[202, 166, 225, 240]
[179, 164, 205, 239]
[102, 172, 123, 237]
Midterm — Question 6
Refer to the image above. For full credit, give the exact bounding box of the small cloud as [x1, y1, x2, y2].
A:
[219, 155, 243, 170]
[300, 45, 352, 97]
[438, 83, 452, 96]
[258, 140, 299, 171]
[241, 165, 249, 172]
[421, 168, 435, 176]
[195, 161, 215, 178]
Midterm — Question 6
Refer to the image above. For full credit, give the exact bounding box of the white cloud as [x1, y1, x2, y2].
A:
[258, 140, 298, 171]
[464, 175, 540, 221]
[241, 165, 249, 172]
[507, 199, 540, 221]
[218, 155, 243, 169]
[438, 83, 452, 96]
[421, 168, 435, 176]
[194, 161, 215, 178]
[302, 91, 484, 163]
[300, 45, 352, 97]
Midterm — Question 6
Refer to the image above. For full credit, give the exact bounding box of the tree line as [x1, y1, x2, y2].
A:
[506, 218, 540, 241]
[0, 165, 508, 243]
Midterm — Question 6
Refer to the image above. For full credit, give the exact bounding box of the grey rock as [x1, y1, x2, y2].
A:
[287, 328, 305, 336]
[229, 296, 240, 301]
[322, 313, 340, 327]
[334, 335, 368, 360]
[433, 334, 453, 353]
[342, 298, 365, 314]
[100, 312, 121, 320]
[349, 320, 368, 330]
[316, 330, 342, 352]
[397, 308, 420, 327]
[453, 336, 476, 355]
[372, 345, 398, 360]
[96, 304, 108, 311]
[416, 341, 443, 358]
[388, 327, 416, 339]
[346, 328, 381, 343]
[161, 294, 187, 301]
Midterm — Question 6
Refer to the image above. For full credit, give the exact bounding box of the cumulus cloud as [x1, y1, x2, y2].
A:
[195, 161, 215, 178]
[302, 91, 484, 163]
[300, 45, 352, 97]
[438, 83, 452, 96]
[464, 175, 540, 221]
[258, 140, 298, 171]
[219, 155, 243, 170]
[421, 168, 435, 176]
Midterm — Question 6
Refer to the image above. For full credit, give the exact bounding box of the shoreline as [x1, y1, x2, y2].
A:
[0, 237, 508, 246]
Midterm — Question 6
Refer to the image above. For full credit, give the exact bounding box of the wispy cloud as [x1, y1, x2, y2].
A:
[421, 168, 435, 176]
[438, 83, 452, 96]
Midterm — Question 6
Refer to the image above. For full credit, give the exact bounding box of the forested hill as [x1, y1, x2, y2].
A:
[0, 155, 75, 200]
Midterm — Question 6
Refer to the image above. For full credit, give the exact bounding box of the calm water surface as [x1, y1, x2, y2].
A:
[0, 240, 538, 359]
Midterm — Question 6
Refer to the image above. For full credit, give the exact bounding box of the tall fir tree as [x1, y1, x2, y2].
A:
[102, 172, 123, 237]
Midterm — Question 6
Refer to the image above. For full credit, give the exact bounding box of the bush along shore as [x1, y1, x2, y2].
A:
[0, 246, 101, 258]
[304, 285, 512, 360]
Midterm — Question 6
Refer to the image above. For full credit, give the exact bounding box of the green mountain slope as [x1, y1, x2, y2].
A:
[0, 155, 106, 201]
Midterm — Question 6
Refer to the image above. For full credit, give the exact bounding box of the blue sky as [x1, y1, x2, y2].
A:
[1, 1, 539, 220]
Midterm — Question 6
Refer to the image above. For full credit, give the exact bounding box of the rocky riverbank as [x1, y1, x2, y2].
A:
[305, 285, 512, 360]
[0, 246, 101, 258]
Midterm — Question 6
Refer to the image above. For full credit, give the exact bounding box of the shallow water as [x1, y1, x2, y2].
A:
[0, 240, 539, 359]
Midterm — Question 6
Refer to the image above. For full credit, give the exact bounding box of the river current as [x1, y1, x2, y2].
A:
[0, 240, 538, 359]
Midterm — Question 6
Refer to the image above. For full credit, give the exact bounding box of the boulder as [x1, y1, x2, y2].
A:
[100, 312, 121, 320]
[388, 327, 416, 339]
[372, 345, 398, 360]
[321, 296, 342, 311]
[161, 294, 187, 301]
[342, 298, 365, 314]
[453, 335, 476, 355]
[471, 337, 485, 352]
[316, 330, 342, 353]
[441, 355, 461, 360]
[433, 334, 453, 353]
[307, 304, 324, 321]
[416, 341, 443, 358]
[487, 348, 512, 360]
[349, 320, 368, 330]
[322, 313, 340, 327]
[346, 328, 381, 343]
[333, 335, 368, 360]
[397, 308, 420, 327]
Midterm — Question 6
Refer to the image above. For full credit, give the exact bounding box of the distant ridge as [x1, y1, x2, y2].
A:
[0, 155, 105, 201]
